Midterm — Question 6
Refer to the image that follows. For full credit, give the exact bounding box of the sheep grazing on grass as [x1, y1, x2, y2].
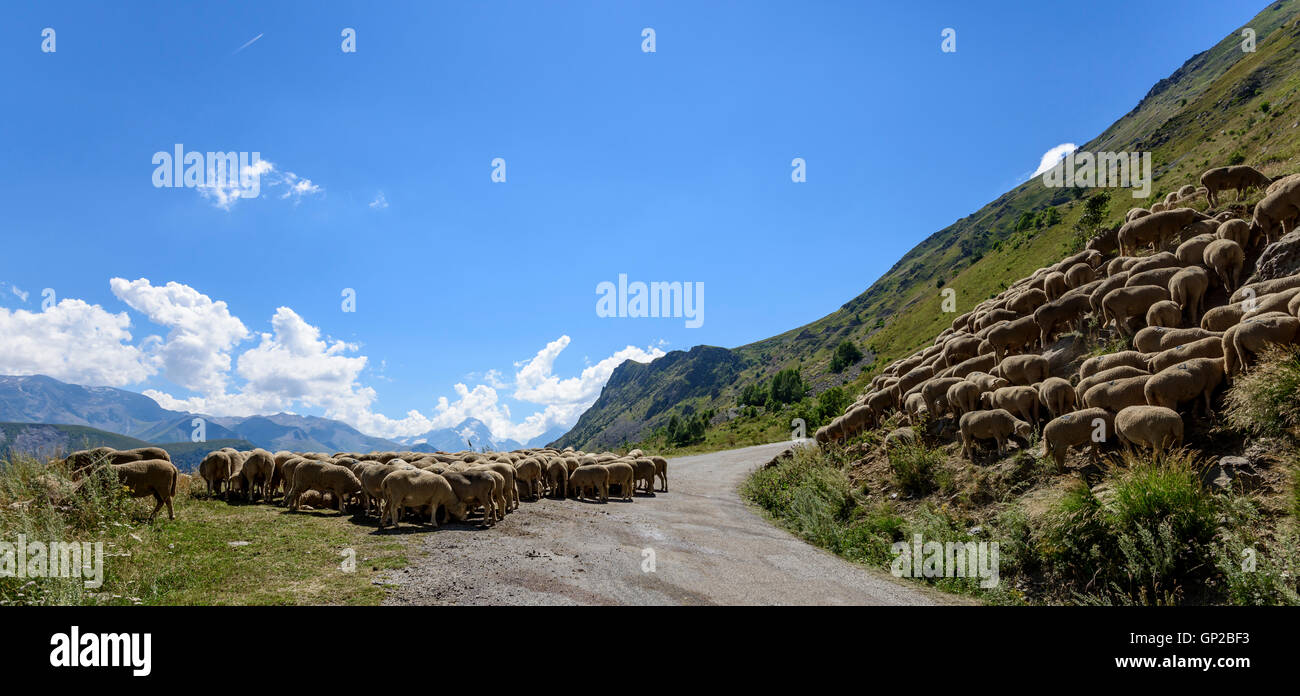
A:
[1147, 336, 1225, 373]
[1249, 178, 1300, 245]
[1201, 165, 1271, 207]
[285, 461, 362, 514]
[1143, 357, 1224, 417]
[1223, 312, 1300, 378]
[111, 459, 180, 522]
[1168, 266, 1210, 324]
[959, 409, 1033, 460]
[1115, 406, 1185, 455]
[1041, 408, 1115, 470]
[1037, 377, 1076, 419]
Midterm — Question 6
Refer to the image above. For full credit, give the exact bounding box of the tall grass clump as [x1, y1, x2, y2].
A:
[1224, 346, 1300, 438]
[0, 453, 137, 605]
[1039, 449, 1220, 604]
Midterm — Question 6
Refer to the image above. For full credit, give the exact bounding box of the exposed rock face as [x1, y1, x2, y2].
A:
[1249, 230, 1300, 282]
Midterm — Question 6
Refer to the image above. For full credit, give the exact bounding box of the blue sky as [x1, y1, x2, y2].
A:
[0, 1, 1266, 442]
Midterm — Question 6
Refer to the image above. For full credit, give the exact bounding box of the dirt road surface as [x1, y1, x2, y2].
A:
[381, 441, 963, 605]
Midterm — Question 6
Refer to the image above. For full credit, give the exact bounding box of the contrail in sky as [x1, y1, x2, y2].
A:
[233, 33, 263, 54]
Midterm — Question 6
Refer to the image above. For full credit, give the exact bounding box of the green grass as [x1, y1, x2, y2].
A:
[743, 441, 1300, 605]
[0, 454, 406, 605]
[1225, 346, 1300, 438]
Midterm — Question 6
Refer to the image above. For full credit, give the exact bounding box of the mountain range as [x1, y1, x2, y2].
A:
[0, 374, 560, 455]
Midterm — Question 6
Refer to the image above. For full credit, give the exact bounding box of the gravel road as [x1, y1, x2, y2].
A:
[380, 441, 963, 605]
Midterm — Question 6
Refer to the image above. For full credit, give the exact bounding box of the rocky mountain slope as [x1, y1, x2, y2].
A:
[558, 0, 1300, 451]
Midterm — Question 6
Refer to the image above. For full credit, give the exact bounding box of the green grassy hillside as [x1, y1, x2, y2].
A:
[559, 0, 1300, 453]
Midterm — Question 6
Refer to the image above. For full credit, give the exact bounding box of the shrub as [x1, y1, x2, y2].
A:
[887, 441, 942, 497]
[768, 368, 807, 405]
[1225, 346, 1300, 438]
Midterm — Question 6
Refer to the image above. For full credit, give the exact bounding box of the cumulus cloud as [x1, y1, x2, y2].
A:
[0, 299, 154, 386]
[109, 278, 249, 396]
[1033, 143, 1078, 176]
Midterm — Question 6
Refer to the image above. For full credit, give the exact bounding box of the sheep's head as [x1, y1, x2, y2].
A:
[1013, 420, 1034, 439]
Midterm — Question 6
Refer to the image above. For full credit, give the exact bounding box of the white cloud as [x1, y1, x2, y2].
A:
[196, 158, 321, 209]
[0, 299, 154, 386]
[369, 191, 388, 209]
[278, 172, 322, 202]
[3, 279, 664, 447]
[8, 284, 30, 303]
[109, 278, 249, 396]
[1033, 143, 1078, 176]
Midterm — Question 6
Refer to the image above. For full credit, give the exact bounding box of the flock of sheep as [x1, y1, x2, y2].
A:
[70, 444, 667, 528]
[815, 163, 1300, 468]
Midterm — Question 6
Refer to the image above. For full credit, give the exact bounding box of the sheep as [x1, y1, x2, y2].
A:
[1082, 375, 1153, 412]
[357, 461, 411, 517]
[379, 469, 462, 529]
[1043, 272, 1068, 301]
[1079, 351, 1149, 380]
[988, 316, 1040, 361]
[1203, 238, 1245, 291]
[1038, 377, 1076, 419]
[285, 461, 362, 514]
[1223, 312, 1300, 377]
[513, 458, 544, 501]
[921, 377, 965, 419]
[945, 380, 982, 417]
[1115, 405, 1184, 455]
[1089, 271, 1131, 316]
[1242, 287, 1300, 320]
[569, 465, 609, 503]
[1128, 251, 1180, 273]
[198, 450, 233, 496]
[1147, 336, 1224, 372]
[945, 352, 997, 380]
[883, 427, 917, 451]
[65, 446, 171, 474]
[940, 334, 982, 367]
[1168, 266, 1210, 324]
[1175, 234, 1216, 267]
[958, 409, 1033, 460]
[1075, 365, 1149, 404]
[1133, 326, 1219, 354]
[111, 459, 179, 522]
[1007, 289, 1049, 317]
[630, 458, 657, 495]
[981, 386, 1040, 427]
[994, 354, 1049, 386]
[1217, 219, 1252, 248]
[545, 458, 570, 498]
[1201, 303, 1248, 331]
[1126, 267, 1182, 292]
[1230, 274, 1300, 305]
[1143, 357, 1224, 417]
[1034, 293, 1092, 346]
[600, 461, 636, 501]
[1145, 300, 1183, 329]
[904, 392, 929, 426]
[1103, 285, 1172, 336]
[1249, 178, 1300, 245]
[1065, 263, 1096, 289]
[238, 448, 276, 502]
[966, 371, 1010, 393]
[441, 470, 501, 525]
[1125, 207, 1151, 222]
[1041, 408, 1115, 470]
[651, 455, 668, 492]
[472, 461, 520, 511]
[1117, 208, 1208, 256]
[296, 490, 338, 510]
[1201, 165, 1271, 207]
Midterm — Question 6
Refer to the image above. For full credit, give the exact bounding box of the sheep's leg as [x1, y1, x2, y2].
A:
[149, 493, 164, 522]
